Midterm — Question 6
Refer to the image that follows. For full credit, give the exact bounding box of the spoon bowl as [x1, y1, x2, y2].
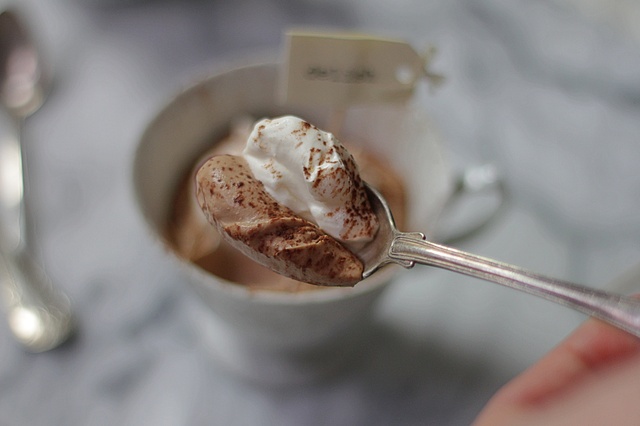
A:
[361, 183, 640, 338]
[0, 9, 48, 118]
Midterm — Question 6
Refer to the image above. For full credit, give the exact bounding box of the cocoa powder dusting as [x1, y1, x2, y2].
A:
[166, 132, 407, 292]
[195, 154, 363, 286]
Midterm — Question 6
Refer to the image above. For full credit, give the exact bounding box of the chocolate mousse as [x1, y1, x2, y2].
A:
[165, 116, 407, 292]
[196, 154, 363, 286]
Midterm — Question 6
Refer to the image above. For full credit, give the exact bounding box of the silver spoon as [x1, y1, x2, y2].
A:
[360, 184, 640, 338]
[0, 9, 74, 352]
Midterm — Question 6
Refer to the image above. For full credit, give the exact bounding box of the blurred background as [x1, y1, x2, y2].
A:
[2, 0, 640, 424]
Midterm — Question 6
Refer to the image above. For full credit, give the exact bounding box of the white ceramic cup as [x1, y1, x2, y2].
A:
[133, 61, 455, 384]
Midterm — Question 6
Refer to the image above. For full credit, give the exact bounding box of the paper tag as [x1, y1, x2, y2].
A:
[280, 30, 441, 107]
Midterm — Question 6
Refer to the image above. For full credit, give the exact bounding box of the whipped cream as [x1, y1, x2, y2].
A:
[242, 116, 378, 248]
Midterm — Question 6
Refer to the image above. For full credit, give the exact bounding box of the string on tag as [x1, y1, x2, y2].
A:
[419, 45, 445, 92]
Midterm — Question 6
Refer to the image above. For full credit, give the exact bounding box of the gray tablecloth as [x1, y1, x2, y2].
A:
[2, 0, 639, 424]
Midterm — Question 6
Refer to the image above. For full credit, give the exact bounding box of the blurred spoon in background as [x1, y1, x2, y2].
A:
[0, 8, 74, 352]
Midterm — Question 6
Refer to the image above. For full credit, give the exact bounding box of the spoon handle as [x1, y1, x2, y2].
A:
[390, 233, 640, 338]
[0, 120, 75, 352]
